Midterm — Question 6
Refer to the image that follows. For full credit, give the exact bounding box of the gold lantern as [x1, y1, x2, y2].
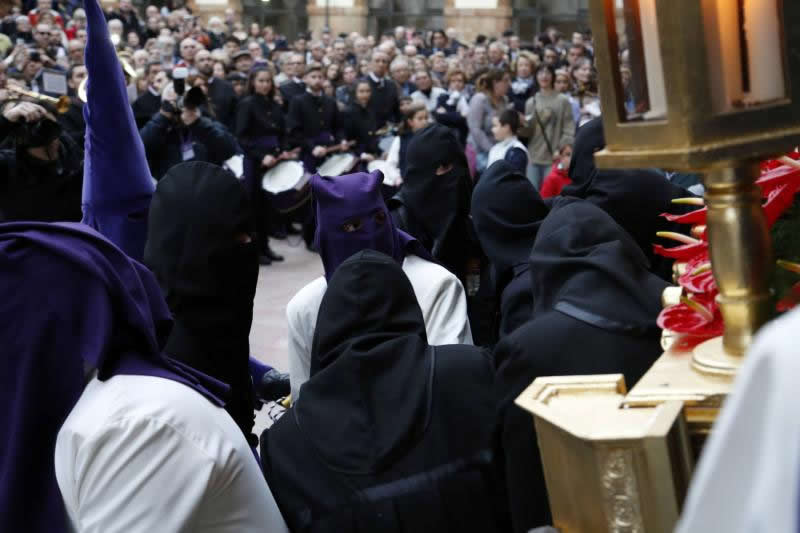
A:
[592, 0, 800, 367]
[515, 1, 800, 531]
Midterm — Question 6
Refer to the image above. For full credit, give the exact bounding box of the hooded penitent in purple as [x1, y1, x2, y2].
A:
[80, 0, 154, 261]
[0, 222, 227, 533]
[311, 170, 432, 280]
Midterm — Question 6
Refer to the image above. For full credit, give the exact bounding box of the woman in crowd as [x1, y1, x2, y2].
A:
[432, 67, 470, 144]
[571, 56, 600, 125]
[508, 50, 537, 113]
[520, 63, 575, 189]
[467, 68, 510, 173]
[235, 66, 289, 264]
[325, 62, 341, 87]
[430, 51, 449, 85]
[335, 63, 358, 108]
[265, 250, 505, 532]
[494, 200, 668, 532]
[344, 79, 380, 168]
[554, 67, 581, 125]
[386, 101, 428, 183]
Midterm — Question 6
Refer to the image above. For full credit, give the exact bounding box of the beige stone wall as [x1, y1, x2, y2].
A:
[307, 4, 369, 36]
[443, 0, 511, 44]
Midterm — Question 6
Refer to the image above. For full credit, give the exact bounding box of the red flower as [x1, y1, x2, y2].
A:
[657, 294, 723, 338]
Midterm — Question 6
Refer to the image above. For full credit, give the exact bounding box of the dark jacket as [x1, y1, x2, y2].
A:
[343, 102, 379, 156]
[235, 93, 286, 161]
[279, 80, 306, 111]
[207, 77, 238, 130]
[263, 251, 509, 533]
[140, 113, 238, 180]
[494, 200, 667, 532]
[58, 99, 86, 152]
[287, 91, 343, 169]
[131, 90, 161, 130]
[366, 74, 400, 129]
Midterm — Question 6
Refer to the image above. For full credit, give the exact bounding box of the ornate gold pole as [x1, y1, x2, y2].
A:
[692, 162, 774, 374]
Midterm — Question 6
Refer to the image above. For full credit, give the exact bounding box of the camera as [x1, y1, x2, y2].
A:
[171, 66, 206, 111]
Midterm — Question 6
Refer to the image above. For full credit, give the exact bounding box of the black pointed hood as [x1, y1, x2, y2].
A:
[472, 160, 549, 279]
[530, 200, 668, 335]
[298, 250, 433, 474]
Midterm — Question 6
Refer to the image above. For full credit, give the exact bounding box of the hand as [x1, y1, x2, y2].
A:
[312, 145, 326, 158]
[181, 107, 200, 126]
[3, 102, 48, 123]
[360, 152, 374, 162]
[261, 154, 277, 168]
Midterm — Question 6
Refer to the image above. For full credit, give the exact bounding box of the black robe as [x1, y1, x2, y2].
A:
[343, 102, 379, 157]
[389, 124, 495, 346]
[471, 160, 551, 338]
[143, 162, 260, 444]
[287, 91, 343, 169]
[493, 200, 667, 532]
[279, 80, 306, 111]
[58, 99, 86, 153]
[207, 77, 238, 130]
[562, 117, 696, 281]
[262, 250, 510, 533]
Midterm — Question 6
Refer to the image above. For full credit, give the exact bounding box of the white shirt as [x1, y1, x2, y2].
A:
[287, 254, 473, 399]
[383, 136, 404, 187]
[487, 135, 528, 168]
[676, 308, 800, 533]
[55, 375, 289, 533]
[410, 87, 447, 112]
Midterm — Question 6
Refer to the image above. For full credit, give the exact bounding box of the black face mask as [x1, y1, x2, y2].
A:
[16, 118, 62, 149]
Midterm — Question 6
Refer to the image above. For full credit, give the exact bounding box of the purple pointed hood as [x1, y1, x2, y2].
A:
[312, 170, 431, 280]
[80, 0, 154, 261]
[0, 221, 228, 533]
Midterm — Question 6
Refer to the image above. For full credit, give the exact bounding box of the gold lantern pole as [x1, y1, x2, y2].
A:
[514, 1, 800, 531]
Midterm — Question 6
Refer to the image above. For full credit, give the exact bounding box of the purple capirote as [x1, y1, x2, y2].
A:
[311, 170, 432, 280]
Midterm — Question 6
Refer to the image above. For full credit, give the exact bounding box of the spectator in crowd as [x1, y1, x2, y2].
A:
[509, 50, 537, 113]
[390, 56, 416, 97]
[132, 60, 164, 128]
[467, 68, 510, 173]
[410, 68, 445, 112]
[366, 50, 399, 129]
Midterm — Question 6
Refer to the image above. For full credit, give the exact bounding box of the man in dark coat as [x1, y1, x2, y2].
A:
[262, 250, 510, 532]
[195, 49, 238, 130]
[278, 52, 307, 110]
[132, 61, 165, 129]
[494, 200, 667, 532]
[365, 51, 399, 129]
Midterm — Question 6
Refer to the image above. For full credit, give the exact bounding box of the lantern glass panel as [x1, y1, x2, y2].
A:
[702, 0, 787, 113]
[613, 0, 667, 121]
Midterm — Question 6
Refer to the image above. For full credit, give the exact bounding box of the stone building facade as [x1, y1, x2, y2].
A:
[188, 0, 588, 43]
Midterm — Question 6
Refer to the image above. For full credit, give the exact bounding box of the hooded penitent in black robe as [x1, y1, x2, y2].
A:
[472, 160, 550, 338]
[389, 124, 494, 345]
[144, 162, 260, 444]
[561, 117, 695, 281]
[262, 250, 510, 533]
[494, 200, 668, 532]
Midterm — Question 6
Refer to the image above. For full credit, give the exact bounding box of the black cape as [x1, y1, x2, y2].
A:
[143, 162, 260, 443]
[263, 250, 509, 532]
[562, 117, 695, 280]
[494, 200, 667, 532]
[472, 160, 550, 337]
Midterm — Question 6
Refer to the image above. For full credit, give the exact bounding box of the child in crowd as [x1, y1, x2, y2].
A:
[540, 144, 572, 198]
[487, 109, 528, 174]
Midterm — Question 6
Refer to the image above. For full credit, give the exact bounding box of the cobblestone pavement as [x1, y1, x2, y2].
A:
[249, 237, 322, 435]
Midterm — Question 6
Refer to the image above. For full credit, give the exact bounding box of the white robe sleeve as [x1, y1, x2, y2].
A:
[58, 416, 216, 533]
[675, 309, 800, 533]
[417, 267, 474, 346]
[286, 277, 327, 400]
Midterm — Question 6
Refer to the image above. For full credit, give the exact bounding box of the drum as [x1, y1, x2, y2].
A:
[318, 153, 357, 177]
[367, 160, 402, 187]
[262, 161, 311, 214]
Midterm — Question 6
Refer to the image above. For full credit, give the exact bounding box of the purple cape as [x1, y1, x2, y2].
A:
[80, 0, 154, 261]
[0, 222, 227, 533]
[311, 170, 432, 280]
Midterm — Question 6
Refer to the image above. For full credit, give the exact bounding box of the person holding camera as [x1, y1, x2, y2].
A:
[139, 76, 238, 180]
[0, 100, 82, 222]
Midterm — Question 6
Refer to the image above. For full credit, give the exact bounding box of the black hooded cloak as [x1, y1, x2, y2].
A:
[562, 117, 695, 281]
[262, 250, 510, 532]
[143, 161, 260, 443]
[389, 123, 495, 345]
[472, 160, 550, 337]
[494, 200, 668, 532]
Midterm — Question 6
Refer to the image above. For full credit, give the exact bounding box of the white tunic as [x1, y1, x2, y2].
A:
[287, 254, 474, 399]
[676, 308, 800, 533]
[55, 375, 290, 533]
[411, 87, 448, 112]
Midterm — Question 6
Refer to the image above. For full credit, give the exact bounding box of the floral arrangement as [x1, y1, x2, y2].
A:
[655, 152, 800, 346]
